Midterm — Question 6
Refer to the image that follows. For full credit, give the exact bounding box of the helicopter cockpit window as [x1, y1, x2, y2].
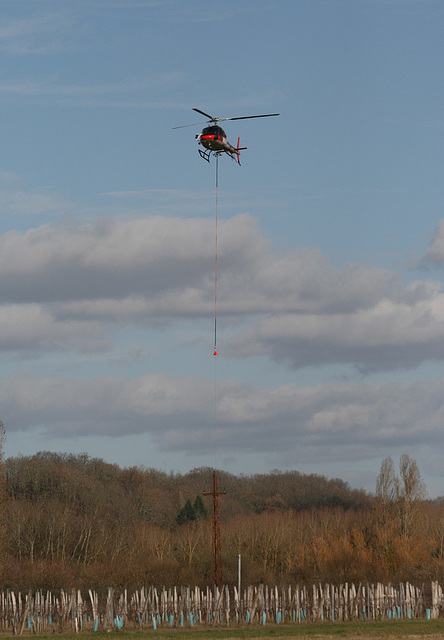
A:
[202, 125, 225, 137]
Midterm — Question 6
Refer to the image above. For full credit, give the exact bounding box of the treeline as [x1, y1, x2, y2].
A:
[0, 452, 443, 590]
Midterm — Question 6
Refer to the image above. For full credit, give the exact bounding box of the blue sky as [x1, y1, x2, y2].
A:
[2, 0, 444, 496]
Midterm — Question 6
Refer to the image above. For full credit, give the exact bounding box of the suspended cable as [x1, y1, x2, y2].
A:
[213, 153, 219, 356]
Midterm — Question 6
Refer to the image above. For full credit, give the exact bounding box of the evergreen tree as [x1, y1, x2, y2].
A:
[193, 495, 207, 520]
[176, 495, 208, 524]
[176, 499, 196, 524]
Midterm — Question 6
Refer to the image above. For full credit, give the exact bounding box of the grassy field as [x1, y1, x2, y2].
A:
[8, 620, 444, 640]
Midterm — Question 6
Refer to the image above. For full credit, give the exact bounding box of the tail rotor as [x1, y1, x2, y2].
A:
[235, 137, 247, 165]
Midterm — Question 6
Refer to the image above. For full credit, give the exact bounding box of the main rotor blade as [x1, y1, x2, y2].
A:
[193, 108, 215, 120]
[220, 113, 280, 122]
[172, 121, 207, 130]
[174, 109, 280, 129]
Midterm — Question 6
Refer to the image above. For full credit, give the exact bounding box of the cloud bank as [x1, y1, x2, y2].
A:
[1, 213, 443, 373]
[1, 210, 444, 492]
[3, 372, 444, 467]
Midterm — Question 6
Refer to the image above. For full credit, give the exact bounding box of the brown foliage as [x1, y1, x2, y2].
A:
[1, 452, 443, 588]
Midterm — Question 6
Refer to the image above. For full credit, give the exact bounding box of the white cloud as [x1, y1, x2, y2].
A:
[422, 219, 444, 265]
[0, 215, 215, 304]
[0, 13, 73, 55]
[0, 74, 183, 98]
[1, 213, 444, 373]
[3, 372, 444, 468]
[0, 304, 107, 353]
[226, 291, 444, 372]
[0, 186, 68, 216]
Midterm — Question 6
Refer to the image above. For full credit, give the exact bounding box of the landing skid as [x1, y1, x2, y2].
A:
[198, 148, 211, 162]
[198, 149, 238, 164]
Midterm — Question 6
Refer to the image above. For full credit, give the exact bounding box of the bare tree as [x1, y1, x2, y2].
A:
[376, 454, 426, 538]
[0, 422, 6, 556]
[397, 453, 426, 538]
[376, 457, 396, 502]
[375, 456, 397, 526]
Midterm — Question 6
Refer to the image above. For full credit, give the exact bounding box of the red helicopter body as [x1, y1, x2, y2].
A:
[196, 124, 246, 164]
[174, 108, 279, 164]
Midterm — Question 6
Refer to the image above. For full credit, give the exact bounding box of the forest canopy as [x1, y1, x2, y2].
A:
[0, 452, 442, 590]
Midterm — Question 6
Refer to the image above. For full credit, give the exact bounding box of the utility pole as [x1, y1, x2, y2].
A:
[204, 471, 226, 588]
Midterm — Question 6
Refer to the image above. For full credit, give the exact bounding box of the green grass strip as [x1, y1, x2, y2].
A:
[14, 619, 444, 639]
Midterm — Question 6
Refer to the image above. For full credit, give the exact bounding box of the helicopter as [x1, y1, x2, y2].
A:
[173, 108, 279, 164]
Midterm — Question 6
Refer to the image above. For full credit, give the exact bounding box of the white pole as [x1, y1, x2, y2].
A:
[238, 554, 241, 597]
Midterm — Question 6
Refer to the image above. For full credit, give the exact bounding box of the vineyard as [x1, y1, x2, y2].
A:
[4, 582, 444, 634]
